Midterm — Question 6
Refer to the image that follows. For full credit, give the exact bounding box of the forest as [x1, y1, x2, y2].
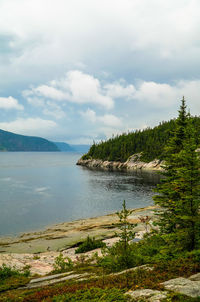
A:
[83, 115, 200, 163]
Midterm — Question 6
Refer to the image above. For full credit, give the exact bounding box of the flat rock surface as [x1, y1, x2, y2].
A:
[26, 272, 90, 289]
[162, 276, 200, 297]
[0, 205, 156, 254]
[0, 206, 157, 275]
[111, 265, 153, 276]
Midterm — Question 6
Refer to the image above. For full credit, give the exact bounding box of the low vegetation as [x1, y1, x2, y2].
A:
[48, 287, 127, 302]
[0, 264, 30, 293]
[75, 236, 106, 254]
[52, 253, 74, 273]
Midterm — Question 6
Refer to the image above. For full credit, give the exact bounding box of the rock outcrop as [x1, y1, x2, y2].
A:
[126, 289, 168, 302]
[162, 276, 200, 298]
[126, 272, 200, 301]
[77, 153, 164, 172]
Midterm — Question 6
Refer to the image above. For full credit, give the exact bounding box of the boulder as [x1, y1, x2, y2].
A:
[126, 289, 167, 302]
[162, 277, 200, 298]
[189, 272, 200, 281]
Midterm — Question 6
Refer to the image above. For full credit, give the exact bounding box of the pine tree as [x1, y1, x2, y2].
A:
[153, 97, 189, 234]
[153, 98, 200, 251]
[116, 200, 136, 253]
[174, 118, 200, 250]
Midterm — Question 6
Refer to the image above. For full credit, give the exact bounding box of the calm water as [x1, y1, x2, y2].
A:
[0, 152, 160, 236]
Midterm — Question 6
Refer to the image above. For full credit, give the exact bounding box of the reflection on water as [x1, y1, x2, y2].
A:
[0, 153, 160, 236]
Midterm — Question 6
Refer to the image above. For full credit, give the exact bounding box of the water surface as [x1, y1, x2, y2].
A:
[0, 152, 160, 236]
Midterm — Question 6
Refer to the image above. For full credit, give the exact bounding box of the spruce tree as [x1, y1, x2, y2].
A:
[153, 97, 189, 234]
[154, 98, 200, 251]
[174, 118, 200, 250]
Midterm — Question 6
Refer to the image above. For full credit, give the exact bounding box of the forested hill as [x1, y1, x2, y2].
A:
[83, 116, 200, 163]
[0, 129, 59, 151]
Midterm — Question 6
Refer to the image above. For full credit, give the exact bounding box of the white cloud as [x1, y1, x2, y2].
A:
[134, 81, 176, 107]
[105, 82, 135, 99]
[132, 79, 200, 111]
[1, 0, 200, 145]
[43, 101, 66, 119]
[0, 96, 24, 110]
[98, 127, 124, 140]
[34, 85, 67, 101]
[27, 97, 45, 107]
[24, 71, 143, 112]
[0, 0, 200, 92]
[81, 108, 122, 128]
[0, 118, 57, 136]
[80, 108, 97, 123]
[98, 114, 122, 127]
[24, 70, 114, 109]
[64, 70, 114, 109]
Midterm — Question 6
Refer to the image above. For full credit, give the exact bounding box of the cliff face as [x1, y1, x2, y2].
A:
[77, 154, 164, 172]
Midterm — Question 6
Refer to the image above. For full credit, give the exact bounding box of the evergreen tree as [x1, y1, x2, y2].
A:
[116, 200, 136, 260]
[174, 118, 200, 250]
[153, 97, 189, 233]
[153, 99, 200, 251]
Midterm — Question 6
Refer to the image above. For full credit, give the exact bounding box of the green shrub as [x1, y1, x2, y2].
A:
[0, 263, 30, 280]
[97, 231, 191, 273]
[51, 287, 127, 302]
[185, 249, 200, 263]
[0, 264, 20, 280]
[0, 264, 30, 292]
[75, 236, 106, 254]
[81, 154, 89, 160]
[53, 253, 73, 273]
[98, 241, 144, 273]
[97, 200, 139, 273]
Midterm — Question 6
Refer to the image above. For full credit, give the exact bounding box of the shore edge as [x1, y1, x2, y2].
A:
[77, 154, 164, 172]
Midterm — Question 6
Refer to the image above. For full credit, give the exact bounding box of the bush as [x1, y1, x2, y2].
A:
[97, 200, 139, 273]
[0, 264, 20, 280]
[81, 154, 89, 160]
[53, 253, 73, 273]
[185, 249, 200, 263]
[0, 264, 30, 292]
[75, 236, 106, 254]
[0, 264, 30, 280]
[51, 287, 127, 302]
[98, 241, 144, 273]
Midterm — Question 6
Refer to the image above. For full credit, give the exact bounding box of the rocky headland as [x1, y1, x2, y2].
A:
[77, 153, 164, 172]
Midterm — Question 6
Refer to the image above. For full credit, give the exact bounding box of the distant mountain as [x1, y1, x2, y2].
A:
[0, 129, 59, 152]
[54, 142, 75, 152]
[54, 142, 90, 153]
[71, 144, 90, 153]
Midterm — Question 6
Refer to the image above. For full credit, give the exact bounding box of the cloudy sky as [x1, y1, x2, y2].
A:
[0, 0, 200, 144]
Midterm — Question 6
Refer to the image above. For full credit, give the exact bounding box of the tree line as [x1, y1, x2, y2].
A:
[83, 114, 200, 163]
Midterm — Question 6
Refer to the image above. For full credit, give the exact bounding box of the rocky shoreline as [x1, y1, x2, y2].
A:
[77, 154, 164, 172]
[0, 206, 157, 275]
[0, 205, 157, 254]
[2, 206, 200, 301]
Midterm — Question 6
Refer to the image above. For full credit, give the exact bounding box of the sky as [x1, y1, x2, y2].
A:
[0, 0, 200, 144]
